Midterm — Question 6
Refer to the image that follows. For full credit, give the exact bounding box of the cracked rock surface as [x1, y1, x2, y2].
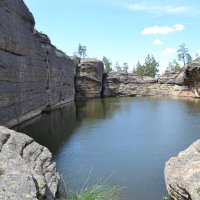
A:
[165, 140, 200, 200]
[75, 58, 104, 100]
[0, 0, 76, 127]
[0, 126, 60, 200]
[103, 72, 190, 98]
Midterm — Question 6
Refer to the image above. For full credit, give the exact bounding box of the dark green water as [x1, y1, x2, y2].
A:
[15, 97, 200, 199]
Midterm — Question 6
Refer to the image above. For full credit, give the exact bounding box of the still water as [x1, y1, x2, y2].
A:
[15, 97, 200, 199]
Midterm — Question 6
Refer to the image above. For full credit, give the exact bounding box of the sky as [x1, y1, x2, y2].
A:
[24, 0, 200, 73]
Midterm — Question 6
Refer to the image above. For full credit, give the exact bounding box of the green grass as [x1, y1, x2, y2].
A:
[60, 173, 123, 200]
[68, 183, 122, 200]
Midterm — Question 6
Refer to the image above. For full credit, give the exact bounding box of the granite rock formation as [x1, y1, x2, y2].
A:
[103, 72, 191, 98]
[0, 0, 76, 127]
[165, 140, 200, 200]
[175, 58, 200, 97]
[75, 58, 104, 100]
[0, 126, 61, 200]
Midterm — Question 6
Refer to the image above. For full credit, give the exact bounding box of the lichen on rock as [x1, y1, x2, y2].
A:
[0, 126, 61, 200]
[165, 140, 200, 200]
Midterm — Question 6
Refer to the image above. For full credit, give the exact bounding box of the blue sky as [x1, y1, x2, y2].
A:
[24, 0, 200, 73]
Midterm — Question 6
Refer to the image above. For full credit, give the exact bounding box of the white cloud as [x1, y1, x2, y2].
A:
[174, 24, 184, 31]
[128, 3, 189, 15]
[152, 39, 163, 45]
[162, 48, 176, 57]
[141, 24, 185, 35]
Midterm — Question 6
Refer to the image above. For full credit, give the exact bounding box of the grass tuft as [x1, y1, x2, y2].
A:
[69, 182, 123, 200]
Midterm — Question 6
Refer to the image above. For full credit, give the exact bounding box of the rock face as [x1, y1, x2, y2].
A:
[0, 126, 61, 200]
[103, 72, 191, 98]
[165, 140, 200, 200]
[75, 58, 104, 100]
[0, 0, 76, 127]
[175, 58, 200, 97]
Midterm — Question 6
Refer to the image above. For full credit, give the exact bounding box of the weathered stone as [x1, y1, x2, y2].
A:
[103, 72, 190, 98]
[0, 126, 61, 200]
[165, 140, 200, 200]
[0, 0, 76, 127]
[75, 58, 104, 100]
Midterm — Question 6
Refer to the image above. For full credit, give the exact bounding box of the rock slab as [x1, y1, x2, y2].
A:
[103, 72, 191, 98]
[0, 0, 76, 127]
[75, 58, 104, 100]
[165, 140, 200, 200]
[0, 126, 61, 200]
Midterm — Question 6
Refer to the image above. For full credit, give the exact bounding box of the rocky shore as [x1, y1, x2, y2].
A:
[1, 0, 200, 199]
[0, 126, 61, 200]
[165, 140, 200, 200]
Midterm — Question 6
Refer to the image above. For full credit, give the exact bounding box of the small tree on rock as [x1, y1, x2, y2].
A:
[165, 59, 181, 74]
[78, 44, 87, 58]
[135, 61, 145, 76]
[102, 56, 112, 73]
[115, 61, 121, 72]
[122, 63, 129, 73]
[144, 54, 159, 77]
[177, 43, 192, 66]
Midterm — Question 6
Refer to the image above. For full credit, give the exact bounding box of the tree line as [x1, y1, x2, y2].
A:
[103, 43, 194, 77]
[74, 43, 195, 78]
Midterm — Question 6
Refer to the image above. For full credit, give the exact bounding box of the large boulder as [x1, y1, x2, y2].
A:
[174, 59, 200, 97]
[0, 126, 61, 200]
[75, 58, 104, 100]
[165, 140, 200, 200]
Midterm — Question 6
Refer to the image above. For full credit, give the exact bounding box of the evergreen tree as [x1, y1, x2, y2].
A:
[135, 61, 145, 76]
[165, 59, 181, 74]
[177, 43, 192, 65]
[77, 44, 87, 58]
[102, 56, 112, 73]
[132, 66, 136, 75]
[135, 55, 159, 77]
[115, 61, 121, 72]
[122, 63, 129, 73]
[143, 54, 159, 77]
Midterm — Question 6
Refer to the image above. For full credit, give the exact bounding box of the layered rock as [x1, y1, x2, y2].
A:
[165, 140, 200, 200]
[35, 31, 76, 110]
[75, 58, 104, 100]
[0, 0, 76, 127]
[103, 72, 191, 98]
[175, 58, 200, 97]
[0, 126, 61, 200]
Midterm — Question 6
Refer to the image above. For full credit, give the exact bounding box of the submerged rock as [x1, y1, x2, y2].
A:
[165, 140, 200, 200]
[0, 126, 61, 200]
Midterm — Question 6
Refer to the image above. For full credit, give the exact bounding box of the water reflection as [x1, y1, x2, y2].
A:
[15, 97, 200, 200]
[15, 102, 76, 154]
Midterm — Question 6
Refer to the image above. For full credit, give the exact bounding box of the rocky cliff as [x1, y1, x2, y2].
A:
[165, 140, 200, 200]
[103, 72, 192, 98]
[0, 126, 61, 200]
[75, 58, 104, 100]
[0, 0, 76, 127]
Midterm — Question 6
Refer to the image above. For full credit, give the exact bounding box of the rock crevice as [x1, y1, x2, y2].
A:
[0, 126, 61, 200]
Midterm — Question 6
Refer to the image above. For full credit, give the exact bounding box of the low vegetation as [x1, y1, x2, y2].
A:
[68, 183, 122, 200]
[61, 175, 123, 200]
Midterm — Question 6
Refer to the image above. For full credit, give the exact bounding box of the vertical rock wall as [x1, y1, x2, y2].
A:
[0, 0, 76, 127]
[75, 58, 104, 100]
